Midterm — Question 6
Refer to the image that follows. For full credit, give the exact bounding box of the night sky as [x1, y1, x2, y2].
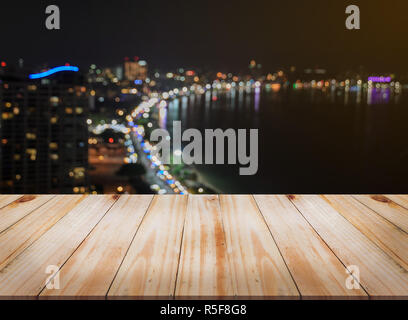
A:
[1, 0, 408, 73]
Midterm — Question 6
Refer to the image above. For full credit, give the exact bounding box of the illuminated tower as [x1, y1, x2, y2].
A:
[124, 58, 148, 82]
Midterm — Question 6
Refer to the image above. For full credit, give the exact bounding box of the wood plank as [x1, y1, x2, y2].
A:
[175, 195, 233, 298]
[219, 195, 299, 298]
[323, 195, 408, 271]
[385, 195, 408, 210]
[0, 195, 87, 271]
[254, 195, 367, 298]
[108, 195, 188, 298]
[289, 195, 408, 297]
[0, 195, 55, 233]
[0, 195, 23, 209]
[41, 195, 153, 298]
[353, 195, 408, 233]
[0, 195, 119, 298]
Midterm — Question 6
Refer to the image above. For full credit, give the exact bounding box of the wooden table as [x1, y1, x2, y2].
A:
[0, 194, 407, 299]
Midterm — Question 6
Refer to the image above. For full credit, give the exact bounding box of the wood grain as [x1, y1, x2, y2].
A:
[0, 195, 118, 297]
[175, 195, 233, 298]
[108, 195, 188, 298]
[384, 195, 408, 210]
[0, 195, 86, 271]
[41, 195, 153, 298]
[323, 195, 408, 271]
[0, 194, 407, 299]
[0, 195, 55, 234]
[0, 195, 23, 209]
[254, 195, 367, 298]
[289, 195, 408, 297]
[353, 195, 408, 232]
[352, 195, 408, 233]
[219, 195, 299, 298]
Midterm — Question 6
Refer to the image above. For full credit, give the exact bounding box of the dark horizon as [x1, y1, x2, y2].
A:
[1, 0, 408, 73]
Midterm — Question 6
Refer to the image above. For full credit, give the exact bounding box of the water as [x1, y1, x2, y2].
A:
[164, 86, 408, 193]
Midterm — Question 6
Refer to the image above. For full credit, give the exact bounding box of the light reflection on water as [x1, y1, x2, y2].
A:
[164, 86, 408, 193]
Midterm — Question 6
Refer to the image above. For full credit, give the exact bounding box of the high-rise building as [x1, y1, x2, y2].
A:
[0, 66, 89, 194]
[124, 58, 148, 82]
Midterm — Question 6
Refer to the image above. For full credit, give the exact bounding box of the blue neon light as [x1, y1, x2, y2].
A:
[29, 66, 79, 79]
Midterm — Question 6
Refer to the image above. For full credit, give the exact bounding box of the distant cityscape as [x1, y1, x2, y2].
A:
[1, 57, 407, 194]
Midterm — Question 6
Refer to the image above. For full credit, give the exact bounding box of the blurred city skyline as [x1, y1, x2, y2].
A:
[1, 0, 408, 72]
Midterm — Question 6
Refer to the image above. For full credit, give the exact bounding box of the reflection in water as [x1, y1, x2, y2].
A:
[159, 107, 167, 129]
[254, 87, 261, 112]
[238, 88, 244, 109]
[164, 86, 407, 193]
[367, 88, 391, 105]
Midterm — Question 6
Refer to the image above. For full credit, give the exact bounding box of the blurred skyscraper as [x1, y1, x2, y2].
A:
[0, 65, 89, 193]
[124, 58, 148, 82]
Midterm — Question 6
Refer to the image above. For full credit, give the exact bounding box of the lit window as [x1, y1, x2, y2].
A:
[65, 107, 73, 114]
[75, 107, 83, 114]
[50, 116, 58, 124]
[49, 142, 58, 149]
[50, 97, 59, 106]
[26, 148, 37, 161]
[50, 154, 59, 160]
[2, 112, 13, 120]
[26, 133, 37, 140]
[72, 167, 85, 179]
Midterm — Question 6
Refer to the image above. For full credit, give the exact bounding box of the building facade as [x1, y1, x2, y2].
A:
[0, 67, 89, 194]
[124, 59, 148, 82]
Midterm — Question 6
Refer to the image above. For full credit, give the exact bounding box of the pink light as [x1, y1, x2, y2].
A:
[368, 76, 391, 83]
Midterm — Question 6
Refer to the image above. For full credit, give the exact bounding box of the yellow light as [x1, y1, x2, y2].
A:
[117, 186, 124, 192]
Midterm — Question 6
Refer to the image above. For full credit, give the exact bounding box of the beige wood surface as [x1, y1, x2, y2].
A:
[41, 195, 153, 298]
[0, 195, 118, 297]
[0, 195, 86, 271]
[0, 195, 23, 209]
[384, 195, 408, 210]
[0, 195, 55, 233]
[323, 195, 408, 271]
[0, 194, 407, 299]
[254, 195, 367, 298]
[353, 195, 408, 233]
[108, 196, 188, 298]
[219, 195, 299, 298]
[289, 195, 408, 297]
[175, 195, 233, 297]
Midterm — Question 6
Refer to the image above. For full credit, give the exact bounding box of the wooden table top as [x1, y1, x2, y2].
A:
[0, 194, 407, 299]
